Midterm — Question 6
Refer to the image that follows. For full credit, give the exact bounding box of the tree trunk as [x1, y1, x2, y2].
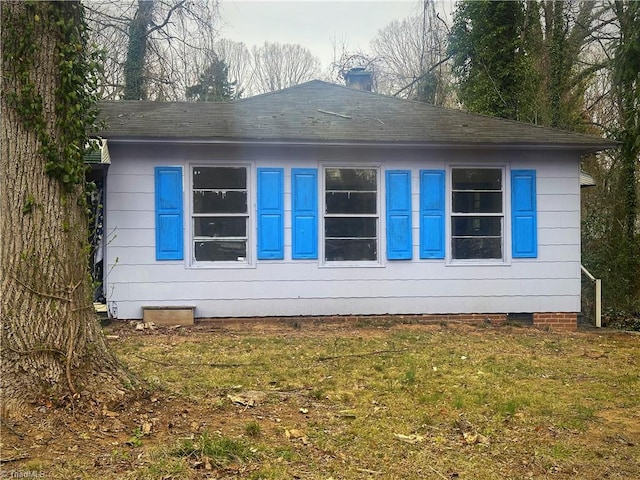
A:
[613, 0, 640, 310]
[123, 0, 154, 100]
[1, 1, 132, 418]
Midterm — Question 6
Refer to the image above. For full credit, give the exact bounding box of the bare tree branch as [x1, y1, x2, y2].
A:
[147, 0, 186, 35]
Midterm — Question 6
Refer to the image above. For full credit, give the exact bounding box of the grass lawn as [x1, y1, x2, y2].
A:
[2, 320, 639, 479]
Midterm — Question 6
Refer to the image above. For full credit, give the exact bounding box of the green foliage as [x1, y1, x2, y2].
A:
[582, 1, 640, 325]
[448, 1, 596, 129]
[582, 167, 640, 324]
[244, 420, 262, 437]
[1, 1, 103, 193]
[22, 193, 36, 215]
[448, 0, 538, 121]
[611, 0, 640, 307]
[414, 71, 440, 105]
[186, 56, 238, 101]
[402, 366, 417, 386]
[127, 427, 144, 447]
[540, 2, 598, 131]
[172, 431, 254, 466]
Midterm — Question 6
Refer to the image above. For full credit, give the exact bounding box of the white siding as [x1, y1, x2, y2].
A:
[104, 143, 582, 319]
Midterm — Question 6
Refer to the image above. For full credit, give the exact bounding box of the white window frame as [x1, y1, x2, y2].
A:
[448, 165, 507, 264]
[188, 163, 254, 268]
[320, 164, 382, 267]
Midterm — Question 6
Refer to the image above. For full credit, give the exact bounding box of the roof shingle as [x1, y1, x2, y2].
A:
[96, 80, 617, 151]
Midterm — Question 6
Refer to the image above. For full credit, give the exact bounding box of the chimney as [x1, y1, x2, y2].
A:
[345, 67, 372, 92]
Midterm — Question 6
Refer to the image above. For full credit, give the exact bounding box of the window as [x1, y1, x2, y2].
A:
[324, 167, 378, 261]
[451, 168, 503, 260]
[192, 166, 248, 262]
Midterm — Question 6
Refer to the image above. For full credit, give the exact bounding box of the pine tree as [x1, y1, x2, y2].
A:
[186, 56, 237, 101]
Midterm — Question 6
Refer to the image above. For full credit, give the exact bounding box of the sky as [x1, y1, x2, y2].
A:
[217, 0, 438, 71]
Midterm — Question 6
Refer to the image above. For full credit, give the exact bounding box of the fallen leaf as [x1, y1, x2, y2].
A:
[463, 431, 489, 445]
[285, 428, 306, 439]
[394, 433, 425, 444]
[227, 391, 267, 407]
[357, 468, 383, 475]
[463, 432, 478, 444]
[337, 410, 356, 419]
[285, 428, 309, 444]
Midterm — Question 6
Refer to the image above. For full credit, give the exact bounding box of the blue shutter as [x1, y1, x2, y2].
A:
[511, 169, 537, 258]
[420, 170, 445, 259]
[386, 170, 412, 260]
[154, 166, 183, 261]
[292, 168, 318, 259]
[257, 168, 284, 260]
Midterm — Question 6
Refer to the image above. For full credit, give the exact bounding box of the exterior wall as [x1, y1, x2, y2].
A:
[104, 142, 581, 322]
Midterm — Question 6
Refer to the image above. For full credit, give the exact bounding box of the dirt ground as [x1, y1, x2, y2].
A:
[0, 319, 391, 479]
[1, 319, 638, 479]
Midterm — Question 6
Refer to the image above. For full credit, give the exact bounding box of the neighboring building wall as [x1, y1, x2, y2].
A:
[104, 142, 581, 323]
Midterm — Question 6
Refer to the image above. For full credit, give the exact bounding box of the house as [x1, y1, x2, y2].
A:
[94, 80, 616, 330]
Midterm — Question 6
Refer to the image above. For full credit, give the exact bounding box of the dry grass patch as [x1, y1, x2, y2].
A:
[2, 321, 639, 479]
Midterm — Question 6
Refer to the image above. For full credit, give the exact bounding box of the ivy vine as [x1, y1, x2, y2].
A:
[2, 1, 102, 194]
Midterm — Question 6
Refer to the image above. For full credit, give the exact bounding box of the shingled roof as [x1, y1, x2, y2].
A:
[97, 80, 616, 151]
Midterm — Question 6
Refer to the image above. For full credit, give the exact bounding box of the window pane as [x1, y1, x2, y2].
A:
[452, 217, 502, 236]
[452, 192, 502, 213]
[324, 167, 378, 263]
[452, 168, 501, 190]
[194, 240, 246, 261]
[452, 238, 502, 259]
[325, 217, 377, 238]
[193, 167, 246, 189]
[194, 217, 246, 237]
[325, 239, 377, 261]
[193, 190, 247, 214]
[326, 168, 377, 190]
[326, 192, 377, 214]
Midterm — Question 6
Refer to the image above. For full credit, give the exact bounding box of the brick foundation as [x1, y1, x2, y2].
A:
[197, 313, 510, 325]
[532, 312, 578, 332]
[197, 312, 577, 332]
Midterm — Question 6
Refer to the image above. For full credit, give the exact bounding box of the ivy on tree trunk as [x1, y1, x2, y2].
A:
[123, 0, 154, 100]
[1, 1, 133, 417]
[612, 0, 640, 311]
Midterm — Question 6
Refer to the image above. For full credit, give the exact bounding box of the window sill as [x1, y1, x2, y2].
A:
[446, 259, 510, 267]
[320, 261, 384, 268]
[188, 261, 256, 270]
